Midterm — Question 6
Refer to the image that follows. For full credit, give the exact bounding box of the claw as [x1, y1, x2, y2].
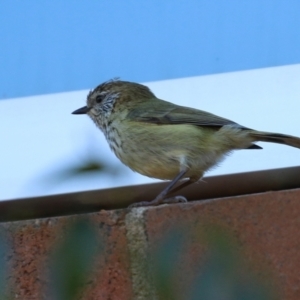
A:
[128, 201, 153, 209]
[128, 195, 188, 208]
[163, 196, 188, 204]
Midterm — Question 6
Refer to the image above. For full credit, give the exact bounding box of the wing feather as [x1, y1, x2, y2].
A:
[127, 98, 248, 129]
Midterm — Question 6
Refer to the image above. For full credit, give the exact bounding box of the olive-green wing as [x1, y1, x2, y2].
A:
[127, 98, 248, 129]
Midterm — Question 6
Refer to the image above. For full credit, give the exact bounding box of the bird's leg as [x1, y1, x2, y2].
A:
[161, 177, 199, 204]
[164, 178, 195, 197]
[152, 169, 188, 204]
[129, 170, 189, 208]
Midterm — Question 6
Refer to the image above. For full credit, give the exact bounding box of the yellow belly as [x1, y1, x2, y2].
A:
[108, 121, 235, 180]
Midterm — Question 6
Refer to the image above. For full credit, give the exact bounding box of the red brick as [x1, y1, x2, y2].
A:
[1, 188, 300, 299]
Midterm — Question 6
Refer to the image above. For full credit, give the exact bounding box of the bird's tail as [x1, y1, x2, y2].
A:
[249, 130, 300, 149]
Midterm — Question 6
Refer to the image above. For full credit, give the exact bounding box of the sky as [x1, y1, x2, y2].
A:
[1, 1, 300, 200]
[1, 1, 300, 99]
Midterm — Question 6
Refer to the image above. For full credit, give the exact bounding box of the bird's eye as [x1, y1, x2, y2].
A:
[96, 94, 104, 103]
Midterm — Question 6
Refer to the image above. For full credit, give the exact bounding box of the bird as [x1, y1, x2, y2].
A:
[72, 79, 300, 207]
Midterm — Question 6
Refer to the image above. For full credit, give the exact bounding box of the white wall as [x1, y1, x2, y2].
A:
[1, 64, 300, 200]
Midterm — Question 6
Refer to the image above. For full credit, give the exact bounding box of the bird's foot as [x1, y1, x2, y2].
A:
[163, 195, 187, 204]
[128, 195, 187, 208]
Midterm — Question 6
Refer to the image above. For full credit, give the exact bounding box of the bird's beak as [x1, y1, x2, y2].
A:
[72, 106, 90, 115]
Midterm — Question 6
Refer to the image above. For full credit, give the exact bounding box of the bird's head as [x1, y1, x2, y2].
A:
[72, 79, 155, 128]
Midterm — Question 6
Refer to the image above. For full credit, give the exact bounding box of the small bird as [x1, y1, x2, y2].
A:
[72, 79, 300, 207]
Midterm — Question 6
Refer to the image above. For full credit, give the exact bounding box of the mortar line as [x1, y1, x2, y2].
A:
[125, 208, 158, 300]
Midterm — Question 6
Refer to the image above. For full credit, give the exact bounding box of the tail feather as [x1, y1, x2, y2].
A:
[250, 131, 300, 149]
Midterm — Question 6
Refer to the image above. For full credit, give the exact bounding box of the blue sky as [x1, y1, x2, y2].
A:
[1, 0, 300, 99]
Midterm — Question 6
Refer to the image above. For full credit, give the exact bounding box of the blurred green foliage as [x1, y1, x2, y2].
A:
[152, 226, 277, 300]
[0, 232, 9, 300]
[29, 144, 125, 193]
[38, 155, 124, 188]
[0, 220, 278, 299]
[48, 219, 101, 300]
